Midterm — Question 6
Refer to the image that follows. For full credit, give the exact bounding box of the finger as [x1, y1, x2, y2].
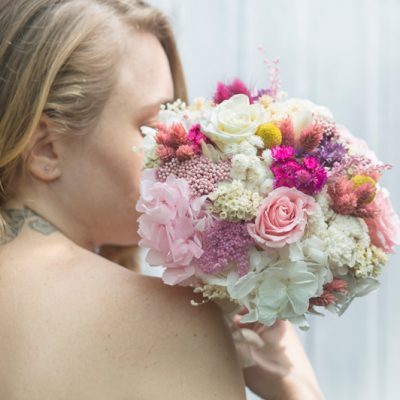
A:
[240, 328, 265, 348]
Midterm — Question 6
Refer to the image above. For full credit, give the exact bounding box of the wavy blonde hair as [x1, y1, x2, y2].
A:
[0, 0, 188, 271]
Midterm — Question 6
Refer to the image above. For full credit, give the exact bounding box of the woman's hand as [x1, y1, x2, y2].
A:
[232, 308, 325, 400]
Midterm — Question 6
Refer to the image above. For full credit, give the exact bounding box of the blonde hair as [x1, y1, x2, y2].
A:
[0, 0, 188, 270]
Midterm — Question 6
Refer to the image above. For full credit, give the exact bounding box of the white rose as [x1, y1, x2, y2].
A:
[203, 94, 267, 144]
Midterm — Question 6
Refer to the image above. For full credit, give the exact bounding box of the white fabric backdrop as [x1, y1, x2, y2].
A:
[143, 1, 400, 399]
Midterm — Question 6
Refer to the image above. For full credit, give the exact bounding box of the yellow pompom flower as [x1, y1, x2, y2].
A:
[255, 123, 282, 149]
[351, 175, 377, 203]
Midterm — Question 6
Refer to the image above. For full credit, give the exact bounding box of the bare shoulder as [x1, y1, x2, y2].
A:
[1, 242, 245, 399]
[47, 247, 246, 399]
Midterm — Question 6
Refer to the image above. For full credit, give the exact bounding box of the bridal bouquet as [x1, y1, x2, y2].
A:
[136, 68, 400, 329]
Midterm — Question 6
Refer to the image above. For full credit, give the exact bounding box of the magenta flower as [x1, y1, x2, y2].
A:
[271, 145, 296, 161]
[187, 123, 209, 154]
[271, 159, 302, 189]
[270, 152, 328, 195]
[303, 156, 320, 171]
[213, 78, 253, 104]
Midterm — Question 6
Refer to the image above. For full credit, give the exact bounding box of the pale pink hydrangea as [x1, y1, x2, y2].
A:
[136, 169, 209, 285]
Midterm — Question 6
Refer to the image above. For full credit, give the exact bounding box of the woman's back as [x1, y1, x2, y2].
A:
[0, 232, 246, 399]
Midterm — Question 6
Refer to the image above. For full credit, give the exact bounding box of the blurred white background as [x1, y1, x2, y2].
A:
[144, 1, 400, 399]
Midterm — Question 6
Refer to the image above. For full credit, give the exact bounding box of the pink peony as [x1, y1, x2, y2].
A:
[364, 190, 400, 254]
[136, 169, 209, 285]
[247, 187, 316, 248]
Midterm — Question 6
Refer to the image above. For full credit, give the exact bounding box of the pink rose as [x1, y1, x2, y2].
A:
[136, 169, 209, 285]
[365, 189, 400, 254]
[247, 187, 316, 248]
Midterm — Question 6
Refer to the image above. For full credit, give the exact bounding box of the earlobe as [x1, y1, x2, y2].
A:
[25, 115, 62, 182]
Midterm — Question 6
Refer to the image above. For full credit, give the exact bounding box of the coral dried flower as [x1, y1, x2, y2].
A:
[299, 123, 323, 153]
[279, 117, 296, 147]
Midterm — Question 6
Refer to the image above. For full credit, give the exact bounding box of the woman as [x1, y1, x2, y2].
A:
[0, 0, 323, 398]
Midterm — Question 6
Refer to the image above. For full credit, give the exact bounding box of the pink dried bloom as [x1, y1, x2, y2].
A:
[187, 123, 209, 154]
[213, 78, 253, 104]
[271, 159, 302, 189]
[309, 292, 337, 307]
[327, 177, 375, 217]
[303, 156, 320, 171]
[156, 145, 176, 162]
[312, 167, 329, 193]
[330, 154, 391, 181]
[313, 115, 337, 138]
[271, 145, 296, 161]
[327, 177, 358, 215]
[155, 131, 170, 146]
[279, 118, 296, 147]
[176, 144, 195, 161]
[156, 156, 232, 197]
[271, 149, 327, 195]
[299, 123, 323, 153]
[309, 278, 348, 309]
[325, 278, 348, 293]
[167, 123, 188, 147]
[195, 220, 253, 277]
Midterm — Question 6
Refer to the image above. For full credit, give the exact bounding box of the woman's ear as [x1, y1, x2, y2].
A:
[25, 114, 62, 182]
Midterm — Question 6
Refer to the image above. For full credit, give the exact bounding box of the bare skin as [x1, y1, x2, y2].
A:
[0, 28, 246, 399]
[0, 211, 246, 399]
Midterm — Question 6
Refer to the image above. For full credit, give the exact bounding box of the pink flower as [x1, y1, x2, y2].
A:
[271, 145, 296, 161]
[247, 187, 316, 248]
[213, 78, 253, 104]
[364, 190, 400, 254]
[299, 123, 323, 153]
[176, 144, 195, 160]
[136, 169, 209, 285]
[187, 123, 209, 154]
[279, 117, 296, 147]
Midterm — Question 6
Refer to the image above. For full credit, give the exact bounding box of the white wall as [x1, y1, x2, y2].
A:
[145, 1, 400, 399]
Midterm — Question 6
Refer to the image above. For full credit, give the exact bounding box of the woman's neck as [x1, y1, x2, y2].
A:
[1, 200, 96, 251]
[1, 206, 58, 245]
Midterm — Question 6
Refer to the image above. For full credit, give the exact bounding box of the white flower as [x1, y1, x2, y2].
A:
[203, 94, 267, 144]
[223, 143, 239, 157]
[248, 134, 265, 149]
[231, 154, 249, 180]
[261, 148, 273, 166]
[306, 202, 329, 240]
[301, 236, 332, 294]
[158, 108, 205, 131]
[259, 178, 274, 196]
[139, 126, 159, 168]
[326, 214, 370, 274]
[315, 189, 334, 220]
[238, 140, 258, 156]
[230, 154, 268, 192]
[228, 260, 319, 326]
